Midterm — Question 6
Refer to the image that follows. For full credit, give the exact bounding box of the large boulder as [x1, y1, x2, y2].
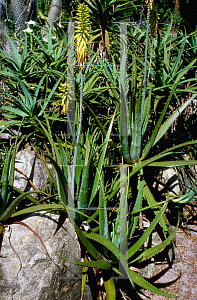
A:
[13, 147, 54, 198]
[0, 212, 92, 300]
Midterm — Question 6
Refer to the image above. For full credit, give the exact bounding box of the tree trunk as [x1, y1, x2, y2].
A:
[10, 0, 26, 33]
[0, 0, 6, 46]
[47, 0, 61, 25]
[0, 0, 37, 52]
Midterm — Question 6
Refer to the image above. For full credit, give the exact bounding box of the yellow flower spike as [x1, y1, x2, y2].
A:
[145, 0, 154, 10]
[75, 3, 90, 69]
[58, 82, 72, 115]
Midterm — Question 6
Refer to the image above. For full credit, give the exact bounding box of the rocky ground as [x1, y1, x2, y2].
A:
[143, 224, 197, 300]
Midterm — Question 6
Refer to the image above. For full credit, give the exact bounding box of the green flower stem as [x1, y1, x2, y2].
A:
[141, 3, 150, 118]
[72, 71, 83, 199]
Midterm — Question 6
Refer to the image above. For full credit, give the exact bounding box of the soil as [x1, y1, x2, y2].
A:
[143, 225, 197, 300]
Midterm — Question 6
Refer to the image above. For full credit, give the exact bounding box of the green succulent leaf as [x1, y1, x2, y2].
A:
[0, 145, 14, 215]
[104, 277, 116, 300]
[126, 202, 167, 260]
[83, 231, 134, 287]
[129, 269, 178, 298]
[56, 254, 111, 270]
[0, 190, 45, 222]
[131, 218, 179, 263]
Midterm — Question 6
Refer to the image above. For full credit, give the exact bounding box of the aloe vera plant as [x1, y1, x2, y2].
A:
[0, 136, 43, 232]
[33, 105, 192, 298]
[45, 9, 197, 299]
[0, 121, 69, 234]
[0, 1, 197, 299]
[61, 21, 197, 300]
[38, 108, 178, 298]
[0, 24, 68, 94]
[50, 143, 182, 299]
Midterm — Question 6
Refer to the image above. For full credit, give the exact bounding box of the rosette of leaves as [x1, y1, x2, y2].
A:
[36, 111, 182, 299]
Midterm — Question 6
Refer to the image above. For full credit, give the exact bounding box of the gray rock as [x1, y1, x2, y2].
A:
[0, 212, 92, 300]
[158, 157, 197, 195]
[176, 154, 197, 193]
[159, 168, 180, 195]
[0, 122, 21, 140]
[14, 147, 54, 198]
